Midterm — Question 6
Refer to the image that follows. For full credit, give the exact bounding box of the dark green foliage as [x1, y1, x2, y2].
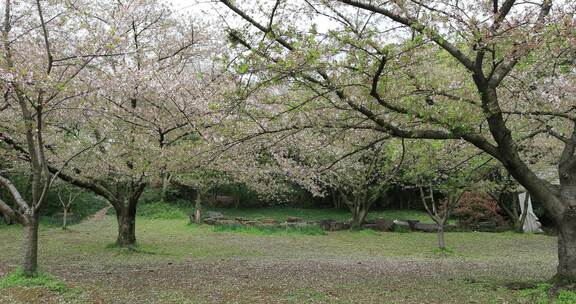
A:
[136, 202, 187, 219]
[139, 188, 166, 204]
[0, 173, 106, 227]
[40, 191, 107, 227]
[0, 173, 30, 218]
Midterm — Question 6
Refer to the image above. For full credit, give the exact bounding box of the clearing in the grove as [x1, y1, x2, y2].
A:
[0, 208, 564, 304]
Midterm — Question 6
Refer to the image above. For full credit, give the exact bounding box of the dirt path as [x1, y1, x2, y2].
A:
[81, 205, 111, 225]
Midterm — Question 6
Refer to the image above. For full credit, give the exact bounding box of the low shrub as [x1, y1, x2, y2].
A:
[137, 202, 187, 219]
[453, 192, 505, 228]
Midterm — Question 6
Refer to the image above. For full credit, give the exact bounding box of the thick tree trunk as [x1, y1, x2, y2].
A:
[116, 210, 136, 247]
[350, 202, 368, 230]
[112, 183, 145, 247]
[22, 215, 39, 276]
[556, 208, 576, 284]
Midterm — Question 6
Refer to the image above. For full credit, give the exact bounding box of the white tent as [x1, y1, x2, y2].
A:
[518, 193, 544, 233]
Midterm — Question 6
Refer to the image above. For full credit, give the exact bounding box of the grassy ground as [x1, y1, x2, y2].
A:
[0, 210, 562, 303]
[205, 206, 439, 223]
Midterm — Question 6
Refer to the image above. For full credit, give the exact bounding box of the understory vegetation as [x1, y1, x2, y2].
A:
[204, 207, 437, 224]
[0, 213, 572, 303]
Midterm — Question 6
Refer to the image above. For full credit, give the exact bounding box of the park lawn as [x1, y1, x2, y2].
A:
[204, 207, 442, 224]
[0, 212, 560, 304]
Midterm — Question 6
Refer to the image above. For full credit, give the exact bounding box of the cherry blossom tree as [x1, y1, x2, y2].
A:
[273, 135, 406, 228]
[50, 0, 221, 247]
[218, 0, 576, 283]
[1, 0, 223, 249]
[405, 140, 494, 250]
[218, 96, 408, 227]
[0, 0, 112, 275]
[56, 183, 82, 230]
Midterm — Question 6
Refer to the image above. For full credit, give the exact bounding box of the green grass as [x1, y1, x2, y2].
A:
[0, 211, 561, 303]
[345, 228, 381, 236]
[283, 288, 332, 303]
[516, 283, 576, 304]
[137, 202, 187, 219]
[393, 224, 412, 233]
[213, 223, 326, 235]
[205, 207, 438, 223]
[557, 290, 576, 304]
[432, 247, 462, 257]
[0, 268, 67, 293]
[104, 242, 163, 255]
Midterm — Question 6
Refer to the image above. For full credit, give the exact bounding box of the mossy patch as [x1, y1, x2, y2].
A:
[0, 268, 67, 293]
[513, 282, 576, 303]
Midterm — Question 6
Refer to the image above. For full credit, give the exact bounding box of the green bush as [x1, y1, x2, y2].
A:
[137, 202, 187, 219]
[0, 268, 67, 293]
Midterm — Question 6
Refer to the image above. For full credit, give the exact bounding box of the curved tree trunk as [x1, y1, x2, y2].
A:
[22, 214, 39, 276]
[2, 211, 13, 225]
